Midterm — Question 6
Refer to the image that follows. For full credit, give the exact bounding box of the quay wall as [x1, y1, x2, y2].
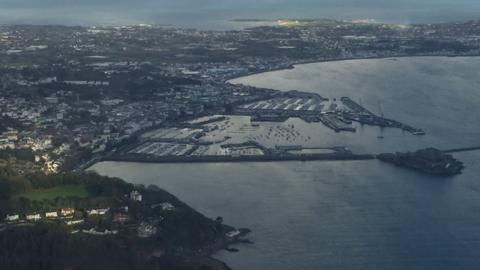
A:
[103, 153, 375, 164]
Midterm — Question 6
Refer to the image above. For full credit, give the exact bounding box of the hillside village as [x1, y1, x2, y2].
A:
[4, 190, 156, 236]
[1, 184, 243, 242]
[0, 171, 248, 270]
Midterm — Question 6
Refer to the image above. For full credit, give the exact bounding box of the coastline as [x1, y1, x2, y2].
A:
[82, 53, 480, 172]
[225, 53, 480, 83]
[83, 55, 480, 269]
[5, 19, 480, 270]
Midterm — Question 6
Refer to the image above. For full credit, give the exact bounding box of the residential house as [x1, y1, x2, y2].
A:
[113, 213, 129, 223]
[138, 222, 158, 238]
[87, 208, 110, 216]
[130, 190, 142, 202]
[152, 202, 176, 211]
[159, 202, 176, 211]
[60, 208, 75, 217]
[5, 214, 19, 222]
[26, 213, 41, 221]
[65, 219, 84, 226]
[45, 211, 58, 218]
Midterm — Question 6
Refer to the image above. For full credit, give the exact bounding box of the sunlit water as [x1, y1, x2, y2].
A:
[92, 57, 480, 270]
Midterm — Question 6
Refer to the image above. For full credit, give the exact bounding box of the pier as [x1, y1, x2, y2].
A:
[103, 152, 376, 164]
[442, 146, 480, 153]
[92, 145, 480, 168]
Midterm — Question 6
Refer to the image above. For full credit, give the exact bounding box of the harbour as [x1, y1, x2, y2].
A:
[92, 57, 480, 270]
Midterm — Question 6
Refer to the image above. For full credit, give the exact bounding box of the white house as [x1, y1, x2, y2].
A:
[152, 202, 176, 211]
[45, 211, 58, 218]
[130, 190, 142, 202]
[26, 214, 41, 221]
[66, 219, 84, 226]
[5, 214, 19, 222]
[138, 222, 158, 238]
[87, 208, 110, 216]
[60, 208, 75, 216]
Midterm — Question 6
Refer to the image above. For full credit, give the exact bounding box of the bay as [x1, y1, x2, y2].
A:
[92, 57, 480, 270]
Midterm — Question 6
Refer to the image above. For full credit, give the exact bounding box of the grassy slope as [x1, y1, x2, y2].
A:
[14, 185, 90, 201]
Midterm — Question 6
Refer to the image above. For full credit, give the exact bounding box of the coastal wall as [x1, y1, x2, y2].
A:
[103, 153, 376, 164]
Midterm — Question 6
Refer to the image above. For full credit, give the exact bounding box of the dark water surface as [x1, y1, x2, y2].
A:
[92, 57, 480, 270]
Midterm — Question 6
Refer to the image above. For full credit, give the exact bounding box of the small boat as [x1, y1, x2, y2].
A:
[413, 131, 426, 136]
[377, 136, 385, 139]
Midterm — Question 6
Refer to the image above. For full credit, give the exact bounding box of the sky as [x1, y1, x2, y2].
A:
[0, 0, 479, 29]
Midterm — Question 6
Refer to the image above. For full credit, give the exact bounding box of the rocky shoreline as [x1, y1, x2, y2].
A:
[203, 228, 252, 255]
[378, 148, 465, 176]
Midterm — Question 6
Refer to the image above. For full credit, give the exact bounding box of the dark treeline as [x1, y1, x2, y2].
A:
[0, 224, 222, 270]
[0, 171, 233, 270]
[0, 171, 128, 198]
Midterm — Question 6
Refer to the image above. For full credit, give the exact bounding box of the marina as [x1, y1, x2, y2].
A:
[234, 92, 424, 135]
[116, 90, 429, 165]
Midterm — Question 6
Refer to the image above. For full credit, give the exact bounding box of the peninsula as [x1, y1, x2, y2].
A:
[0, 167, 249, 270]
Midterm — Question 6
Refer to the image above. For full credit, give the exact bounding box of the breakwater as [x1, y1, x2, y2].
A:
[103, 153, 375, 164]
[442, 146, 480, 153]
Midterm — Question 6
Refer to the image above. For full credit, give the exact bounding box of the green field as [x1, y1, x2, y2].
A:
[14, 185, 91, 201]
